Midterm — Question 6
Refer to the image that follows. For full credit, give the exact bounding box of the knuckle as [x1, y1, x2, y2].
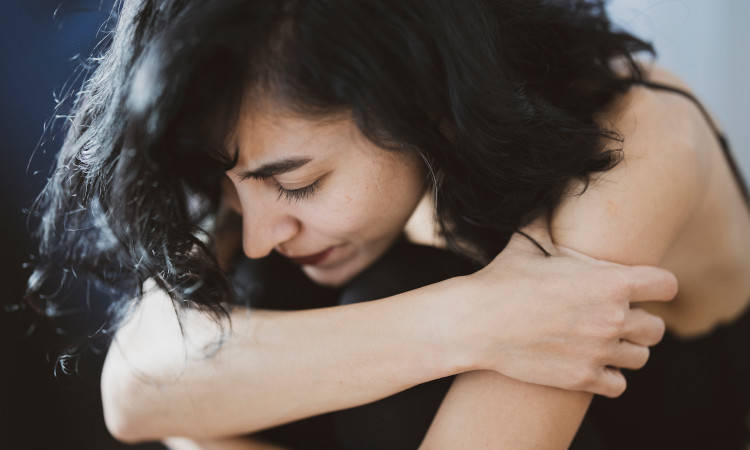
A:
[603, 270, 630, 300]
[599, 307, 626, 340]
[612, 308, 627, 328]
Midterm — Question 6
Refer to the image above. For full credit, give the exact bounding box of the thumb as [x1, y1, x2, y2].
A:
[557, 245, 678, 303]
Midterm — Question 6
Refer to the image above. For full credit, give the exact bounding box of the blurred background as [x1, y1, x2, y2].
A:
[0, 1, 161, 449]
[609, 0, 750, 175]
[1, 1, 747, 448]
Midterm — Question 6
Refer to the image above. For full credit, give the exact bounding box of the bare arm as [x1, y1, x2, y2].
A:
[423, 371, 591, 449]
[421, 82, 705, 448]
[102, 225, 675, 444]
[103, 274, 466, 441]
[164, 436, 289, 450]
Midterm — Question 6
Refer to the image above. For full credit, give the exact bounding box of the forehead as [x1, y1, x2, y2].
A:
[231, 101, 362, 166]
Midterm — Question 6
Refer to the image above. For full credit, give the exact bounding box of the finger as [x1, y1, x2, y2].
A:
[621, 308, 666, 347]
[607, 340, 650, 371]
[556, 245, 678, 302]
[622, 265, 678, 303]
[597, 367, 627, 398]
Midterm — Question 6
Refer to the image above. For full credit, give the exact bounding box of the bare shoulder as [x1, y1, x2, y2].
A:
[550, 64, 715, 265]
[600, 63, 712, 167]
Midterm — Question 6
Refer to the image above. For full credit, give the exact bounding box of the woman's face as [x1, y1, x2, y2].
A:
[223, 104, 427, 287]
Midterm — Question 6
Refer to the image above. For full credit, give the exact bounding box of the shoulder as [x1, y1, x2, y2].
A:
[601, 64, 712, 167]
[550, 64, 715, 265]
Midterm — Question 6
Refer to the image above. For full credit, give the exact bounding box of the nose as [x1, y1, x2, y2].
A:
[240, 200, 301, 259]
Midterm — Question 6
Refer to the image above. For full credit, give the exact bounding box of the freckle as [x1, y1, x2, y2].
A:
[345, 195, 353, 202]
[607, 200, 618, 216]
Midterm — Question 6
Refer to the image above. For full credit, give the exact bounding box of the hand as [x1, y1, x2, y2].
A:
[458, 225, 677, 398]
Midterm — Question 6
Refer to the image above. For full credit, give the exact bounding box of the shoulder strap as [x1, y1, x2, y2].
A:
[627, 79, 750, 207]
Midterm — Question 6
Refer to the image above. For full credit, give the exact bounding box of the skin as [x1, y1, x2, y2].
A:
[105, 233, 671, 447]
[100, 73, 695, 447]
[222, 101, 428, 287]
[420, 65, 750, 448]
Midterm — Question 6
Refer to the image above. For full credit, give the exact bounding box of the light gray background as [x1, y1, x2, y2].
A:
[608, 0, 749, 177]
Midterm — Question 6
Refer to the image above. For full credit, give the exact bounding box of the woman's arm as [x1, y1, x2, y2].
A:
[102, 227, 674, 443]
[423, 371, 591, 449]
[164, 436, 288, 450]
[421, 80, 706, 448]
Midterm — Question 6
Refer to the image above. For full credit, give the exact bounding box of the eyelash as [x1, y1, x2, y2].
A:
[275, 178, 323, 203]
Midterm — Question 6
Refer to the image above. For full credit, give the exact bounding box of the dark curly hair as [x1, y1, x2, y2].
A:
[27, 0, 654, 351]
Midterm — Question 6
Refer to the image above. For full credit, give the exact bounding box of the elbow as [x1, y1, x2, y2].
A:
[100, 288, 189, 443]
[103, 411, 146, 444]
[101, 348, 158, 443]
[102, 389, 144, 443]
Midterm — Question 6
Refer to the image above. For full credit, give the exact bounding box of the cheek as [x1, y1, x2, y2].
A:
[324, 173, 424, 240]
[297, 150, 426, 242]
[302, 193, 376, 238]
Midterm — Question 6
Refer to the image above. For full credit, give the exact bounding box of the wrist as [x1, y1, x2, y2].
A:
[427, 275, 485, 376]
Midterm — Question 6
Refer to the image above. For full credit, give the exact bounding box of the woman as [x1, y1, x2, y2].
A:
[27, 0, 748, 448]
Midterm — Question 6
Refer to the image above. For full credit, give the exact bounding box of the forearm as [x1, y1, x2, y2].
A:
[102, 277, 469, 442]
[103, 232, 675, 444]
[421, 371, 591, 449]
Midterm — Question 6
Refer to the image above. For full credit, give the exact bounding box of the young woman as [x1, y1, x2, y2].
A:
[27, 0, 749, 448]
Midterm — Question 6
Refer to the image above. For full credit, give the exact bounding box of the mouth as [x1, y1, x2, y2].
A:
[285, 247, 335, 266]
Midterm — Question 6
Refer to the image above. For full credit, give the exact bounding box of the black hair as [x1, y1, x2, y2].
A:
[27, 0, 654, 353]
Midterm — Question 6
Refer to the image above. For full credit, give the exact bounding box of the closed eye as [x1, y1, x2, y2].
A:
[275, 176, 326, 203]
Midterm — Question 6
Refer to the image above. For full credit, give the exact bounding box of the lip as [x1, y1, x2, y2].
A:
[286, 247, 335, 266]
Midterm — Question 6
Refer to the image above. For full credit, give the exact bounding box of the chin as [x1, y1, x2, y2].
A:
[302, 241, 397, 288]
[302, 265, 359, 288]
[301, 253, 374, 288]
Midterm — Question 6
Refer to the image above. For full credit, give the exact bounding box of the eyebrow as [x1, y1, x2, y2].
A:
[233, 157, 313, 181]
